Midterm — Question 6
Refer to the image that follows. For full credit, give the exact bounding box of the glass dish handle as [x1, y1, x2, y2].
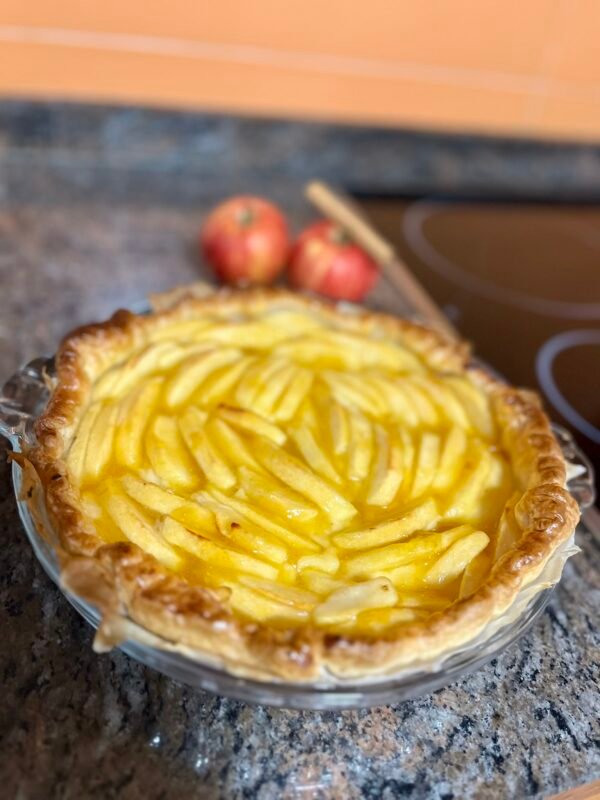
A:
[0, 357, 54, 448]
[552, 423, 596, 510]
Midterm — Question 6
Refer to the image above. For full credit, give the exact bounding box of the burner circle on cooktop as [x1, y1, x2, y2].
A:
[536, 330, 600, 445]
[403, 201, 600, 320]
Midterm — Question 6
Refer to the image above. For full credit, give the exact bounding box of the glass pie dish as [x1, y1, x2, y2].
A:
[1, 349, 595, 710]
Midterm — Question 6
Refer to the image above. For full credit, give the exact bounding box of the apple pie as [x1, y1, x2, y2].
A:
[27, 286, 579, 680]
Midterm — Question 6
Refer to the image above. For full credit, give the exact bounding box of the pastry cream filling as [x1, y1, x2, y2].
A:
[68, 307, 516, 634]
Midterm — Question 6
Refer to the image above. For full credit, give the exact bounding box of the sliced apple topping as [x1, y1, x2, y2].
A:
[70, 301, 514, 635]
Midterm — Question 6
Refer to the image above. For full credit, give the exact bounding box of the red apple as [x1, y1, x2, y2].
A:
[288, 220, 379, 301]
[201, 196, 290, 286]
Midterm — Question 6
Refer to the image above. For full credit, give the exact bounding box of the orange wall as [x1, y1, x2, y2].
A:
[2, 1, 600, 140]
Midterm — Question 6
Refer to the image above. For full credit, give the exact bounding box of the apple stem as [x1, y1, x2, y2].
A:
[329, 225, 350, 245]
[238, 206, 255, 227]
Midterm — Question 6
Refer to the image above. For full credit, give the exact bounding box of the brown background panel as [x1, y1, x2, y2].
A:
[0, 41, 537, 133]
[1, 0, 558, 71]
[2, 0, 600, 139]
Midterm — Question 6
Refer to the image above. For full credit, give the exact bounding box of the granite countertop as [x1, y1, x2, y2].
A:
[1, 102, 599, 799]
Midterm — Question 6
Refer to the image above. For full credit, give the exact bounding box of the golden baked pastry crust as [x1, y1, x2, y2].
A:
[26, 286, 580, 681]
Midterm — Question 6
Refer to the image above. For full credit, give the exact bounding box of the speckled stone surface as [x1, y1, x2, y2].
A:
[0, 102, 599, 799]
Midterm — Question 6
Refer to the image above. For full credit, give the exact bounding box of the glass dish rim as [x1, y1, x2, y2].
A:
[1, 353, 595, 709]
